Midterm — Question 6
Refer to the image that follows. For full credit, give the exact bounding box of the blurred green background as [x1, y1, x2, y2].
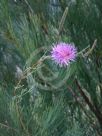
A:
[0, 0, 102, 135]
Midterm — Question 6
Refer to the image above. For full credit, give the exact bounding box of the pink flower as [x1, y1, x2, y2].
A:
[51, 42, 77, 67]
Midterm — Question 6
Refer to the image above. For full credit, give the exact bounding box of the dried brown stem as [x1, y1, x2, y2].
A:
[75, 79, 102, 127]
[68, 86, 101, 136]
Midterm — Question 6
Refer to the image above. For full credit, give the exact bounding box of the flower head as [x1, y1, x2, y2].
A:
[51, 42, 77, 67]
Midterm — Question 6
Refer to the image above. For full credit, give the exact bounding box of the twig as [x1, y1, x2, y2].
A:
[84, 39, 97, 57]
[75, 79, 102, 126]
[0, 122, 18, 133]
[77, 39, 97, 57]
[68, 86, 101, 136]
[77, 45, 90, 56]
[68, 86, 94, 120]
[24, 0, 34, 14]
[14, 56, 51, 94]
[58, 7, 68, 35]
[15, 102, 31, 136]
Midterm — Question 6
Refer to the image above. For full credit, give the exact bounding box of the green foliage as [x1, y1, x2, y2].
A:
[0, 0, 102, 135]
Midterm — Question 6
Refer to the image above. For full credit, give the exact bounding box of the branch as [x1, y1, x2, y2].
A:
[75, 79, 102, 126]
